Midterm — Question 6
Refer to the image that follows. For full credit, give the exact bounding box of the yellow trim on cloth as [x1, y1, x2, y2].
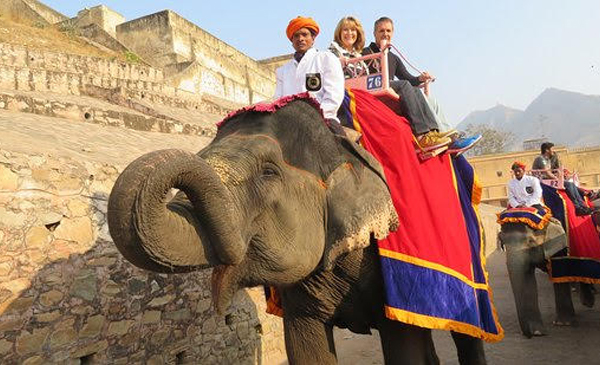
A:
[496, 207, 553, 230]
[384, 306, 504, 343]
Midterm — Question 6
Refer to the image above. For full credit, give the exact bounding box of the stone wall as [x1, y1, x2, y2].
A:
[116, 11, 276, 104]
[0, 43, 163, 83]
[0, 149, 286, 364]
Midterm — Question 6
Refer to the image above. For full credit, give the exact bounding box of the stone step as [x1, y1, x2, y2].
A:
[0, 89, 217, 138]
[0, 42, 163, 83]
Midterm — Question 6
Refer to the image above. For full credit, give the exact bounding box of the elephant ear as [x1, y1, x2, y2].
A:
[321, 137, 399, 270]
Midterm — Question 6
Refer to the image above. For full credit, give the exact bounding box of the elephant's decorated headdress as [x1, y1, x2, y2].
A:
[217, 92, 324, 129]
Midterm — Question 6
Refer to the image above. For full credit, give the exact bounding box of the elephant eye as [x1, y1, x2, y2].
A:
[261, 163, 280, 179]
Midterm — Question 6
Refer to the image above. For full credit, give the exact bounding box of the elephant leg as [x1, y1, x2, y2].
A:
[506, 247, 546, 337]
[552, 282, 576, 325]
[377, 319, 439, 365]
[283, 316, 336, 365]
[579, 283, 595, 308]
[451, 331, 487, 365]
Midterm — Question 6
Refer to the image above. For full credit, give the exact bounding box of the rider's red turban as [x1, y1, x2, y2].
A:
[511, 161, 527, 170]
[286, 16, 320, 40]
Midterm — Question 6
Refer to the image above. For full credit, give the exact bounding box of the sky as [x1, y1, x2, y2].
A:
[43, 1, 600, 125]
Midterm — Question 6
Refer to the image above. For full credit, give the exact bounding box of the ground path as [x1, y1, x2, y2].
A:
[334, 251, 600, 365]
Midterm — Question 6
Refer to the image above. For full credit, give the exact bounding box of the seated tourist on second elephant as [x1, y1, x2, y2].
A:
[362, 16, 481, 154]
[507, 161, 544, 210]
[532, 142, 598, 216]
[274, 16, 346, 135]
[328, 16, 369, 79]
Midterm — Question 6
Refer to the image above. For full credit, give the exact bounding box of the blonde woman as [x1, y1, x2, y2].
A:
[328, 16, 369, 78]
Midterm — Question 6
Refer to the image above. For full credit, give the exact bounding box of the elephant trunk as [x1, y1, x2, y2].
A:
[108, 149, 245, 273]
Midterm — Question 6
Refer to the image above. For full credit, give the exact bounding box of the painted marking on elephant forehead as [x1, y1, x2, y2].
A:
[203, 156, 242, 185]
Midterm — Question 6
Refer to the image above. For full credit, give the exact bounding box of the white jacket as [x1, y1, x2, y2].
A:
[274, 48, 345, 121]
[507, 175, 543, 208]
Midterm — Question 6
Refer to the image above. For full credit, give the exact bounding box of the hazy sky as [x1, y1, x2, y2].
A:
[44, 1, 600, 124]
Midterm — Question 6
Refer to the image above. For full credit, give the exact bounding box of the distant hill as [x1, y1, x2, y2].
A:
[457, 104, 523, 131]
[457, 88, 600, 148]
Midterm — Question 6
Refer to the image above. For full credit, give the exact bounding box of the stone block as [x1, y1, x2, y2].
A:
[0, 339, 13, 355]
[107, 320, 134, 336]
[22, 356, 44, 365]
[100, 280, 121, 296]
[15, 328, 50, 355]
[49, 327, 78, 348]
[70, 340, 108, 358]
[0, 165, 18, 191]
[142, 310, 161, 324]
[25, 226, 51, 249]
[148, 294, 175, 307]
[53, 217, 94, 246]
[164, 308, 191, 321]
[36, 310, 61, 323]
[39, 290, 64, 307]
[69, 270, 97, 302]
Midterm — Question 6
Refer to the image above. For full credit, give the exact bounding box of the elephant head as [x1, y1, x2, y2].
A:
[108, 97, 398, 313]
[498, 218, 567, 259]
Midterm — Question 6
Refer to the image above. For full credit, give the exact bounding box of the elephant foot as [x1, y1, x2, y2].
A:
[522, 323, 547, 338]
[579, 284, 596, 308]
[552, 319, 575, 327]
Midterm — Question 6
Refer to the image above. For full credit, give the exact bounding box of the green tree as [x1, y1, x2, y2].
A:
[463, 124, 515, 156]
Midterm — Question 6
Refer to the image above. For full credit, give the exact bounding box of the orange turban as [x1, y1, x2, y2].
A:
[511, 161, 527, 170]
[286, 16, 320, 41]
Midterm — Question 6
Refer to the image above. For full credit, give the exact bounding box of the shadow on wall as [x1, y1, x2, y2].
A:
[0, 199, 268, 364]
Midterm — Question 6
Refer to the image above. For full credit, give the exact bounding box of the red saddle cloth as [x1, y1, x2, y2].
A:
[345, 89, 503, 342]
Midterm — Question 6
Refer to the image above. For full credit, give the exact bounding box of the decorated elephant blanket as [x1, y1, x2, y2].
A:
[542, 185, 600, 284]
[496, 205, 552, 230]
[341, 89, 503, 342]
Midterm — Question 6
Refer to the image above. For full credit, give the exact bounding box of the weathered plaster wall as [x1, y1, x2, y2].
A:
[115, 12, 181, 68]
[116, 11, 276, 105]
[0, 149, 287, 364]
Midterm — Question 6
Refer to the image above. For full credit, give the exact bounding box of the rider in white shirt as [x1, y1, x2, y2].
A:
[274, 17, 345, 128]
[507, 162, 543, 209]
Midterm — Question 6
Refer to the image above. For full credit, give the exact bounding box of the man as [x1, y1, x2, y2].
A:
[275, 16, 345, 134]
[532, 142, 597, 216]
[507, 161, 544, 210]
[362, 17, 480, 153]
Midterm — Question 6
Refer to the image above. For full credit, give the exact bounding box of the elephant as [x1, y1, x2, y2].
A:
[108, 98, 486, 364]
[498, 217, 596, 337]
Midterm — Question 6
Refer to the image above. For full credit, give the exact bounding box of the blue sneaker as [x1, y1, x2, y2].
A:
[447, 134, 482, 155]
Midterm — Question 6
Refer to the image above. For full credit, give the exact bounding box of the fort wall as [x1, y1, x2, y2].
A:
[74, 5, 125, 38]
[116, 11, 276, 104]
